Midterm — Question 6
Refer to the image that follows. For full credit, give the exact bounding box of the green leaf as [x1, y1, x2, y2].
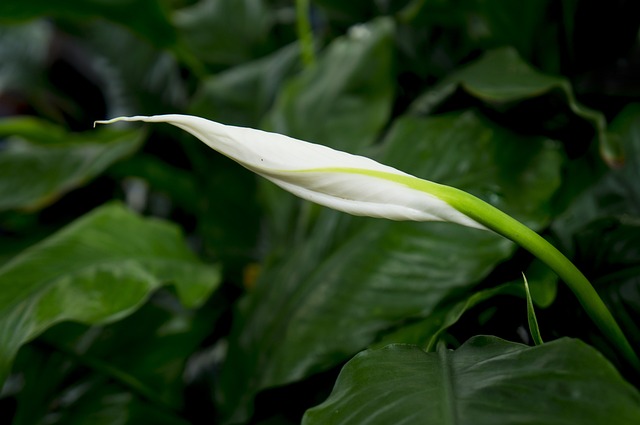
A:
[303, 336, 640, 424]
[216, 111, 563, 422]
[0, 117, 144, 211]
[0, 203, 221, 386]
[410, 47, 617, 164]
[189, 43, 300, 128]
[373, 257, 558, 351]
[0, 0, 178, 49]
[443, 48, 566, 101]
[371, 283, 523, 351]
[523, 273, 543, 345]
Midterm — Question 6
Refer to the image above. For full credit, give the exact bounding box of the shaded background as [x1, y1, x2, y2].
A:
[1, 0, 640, 424]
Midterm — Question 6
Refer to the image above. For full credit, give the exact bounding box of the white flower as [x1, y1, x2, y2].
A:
[95, 114, 486, 230]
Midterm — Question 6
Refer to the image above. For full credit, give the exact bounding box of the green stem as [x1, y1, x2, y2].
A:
[296, 0, 315, 67]
[442, 186, 640, 370]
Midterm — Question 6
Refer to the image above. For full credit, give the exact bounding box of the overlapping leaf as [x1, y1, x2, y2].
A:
[0, 117, 144, 211]
[410, 47, 618, 164]
[216, 111, 563, 422]
[303, 336, 640, 424]
[372, 257, 559, 351]
[0, 203, 221, 386]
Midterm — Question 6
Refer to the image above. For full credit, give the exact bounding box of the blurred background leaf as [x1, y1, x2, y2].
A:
[0, 118, 144, 211]
[173, 0, 272, 68]
[0, 0, 178, 49]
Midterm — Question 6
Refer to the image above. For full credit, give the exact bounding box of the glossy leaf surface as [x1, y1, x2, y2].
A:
[304, 336, 640, 424]
[0, 203, 221, 385]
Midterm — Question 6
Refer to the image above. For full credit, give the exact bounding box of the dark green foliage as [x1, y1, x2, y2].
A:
[1, 1, 639, 424]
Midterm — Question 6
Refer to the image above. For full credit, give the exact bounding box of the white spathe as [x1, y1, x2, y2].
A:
[95, 114, 486, 230]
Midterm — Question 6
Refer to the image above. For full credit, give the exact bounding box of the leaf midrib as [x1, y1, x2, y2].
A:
[438, 343, 458, 425]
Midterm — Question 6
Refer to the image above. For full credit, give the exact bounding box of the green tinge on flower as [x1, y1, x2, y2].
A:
[94, 114, 486, 230]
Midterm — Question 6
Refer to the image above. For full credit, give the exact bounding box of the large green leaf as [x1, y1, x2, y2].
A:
[0, 203, 221, 386]
[0, 0, 177, 48]
[409, 47, 617, 164]
[0, 117, 144, 211]
[216, 111, 563, 422]
[303, 336, 640, 424]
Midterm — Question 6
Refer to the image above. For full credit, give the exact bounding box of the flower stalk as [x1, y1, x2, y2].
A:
[296, 0, 315, 67]
[95, 114, 639, 370]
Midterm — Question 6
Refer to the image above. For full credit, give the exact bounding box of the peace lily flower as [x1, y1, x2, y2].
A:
[95, 114, 486, 230]
[95, 114, 639, 370]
